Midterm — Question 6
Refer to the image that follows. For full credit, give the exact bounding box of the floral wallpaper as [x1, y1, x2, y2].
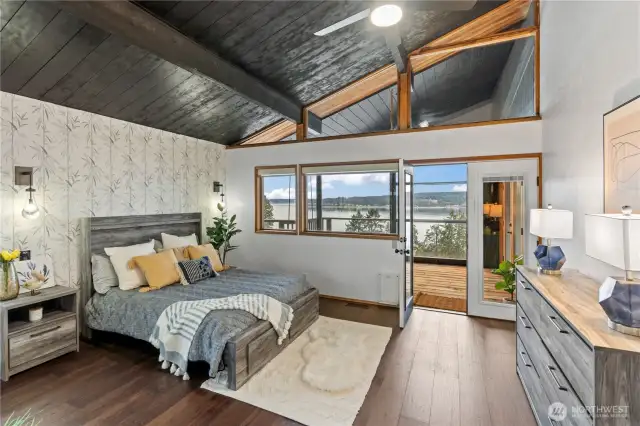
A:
[0, 92, 226, 288]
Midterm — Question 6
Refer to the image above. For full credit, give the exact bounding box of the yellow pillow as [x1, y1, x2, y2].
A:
[160, 246, 188, 262]
[129, 250, 180, 292]
[186, 244, 224, 272]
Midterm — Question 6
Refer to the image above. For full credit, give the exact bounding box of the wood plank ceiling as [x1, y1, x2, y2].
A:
[0, 0, 507, 145]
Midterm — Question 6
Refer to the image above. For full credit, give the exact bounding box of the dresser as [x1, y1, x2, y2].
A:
[516, 266, 640, 426]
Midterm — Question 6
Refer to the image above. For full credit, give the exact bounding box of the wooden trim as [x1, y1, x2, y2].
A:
[227, 115, 541, 150]
[301, 108, 309, 140]
[295, 123, 305, 141]
[534, 2, 541, 116]
[409, 27, 537, 60]
[408, 152, 542, 165]
[410, 0, 533, 73]
[239, 120, 296, 145]
[398, 72, 411, 130]
[254, 165, 299, 234]
[320, 294, 396, 308]
[300, 158, 401, 169]
[300, 231, 398, 240]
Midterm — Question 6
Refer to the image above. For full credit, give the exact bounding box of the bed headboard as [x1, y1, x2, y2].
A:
[80, 213, 202, 338]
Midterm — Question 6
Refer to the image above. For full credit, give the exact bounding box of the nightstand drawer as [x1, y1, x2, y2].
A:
[9, 315, 76, 369]
[538, 298, 594, 407]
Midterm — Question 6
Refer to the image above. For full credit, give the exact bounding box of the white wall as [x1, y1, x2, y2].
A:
[540, 0, 640, 281]
[227, 121, 541, 302]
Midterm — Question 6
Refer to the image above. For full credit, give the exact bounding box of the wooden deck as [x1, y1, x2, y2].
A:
[413, 263, 508, 312]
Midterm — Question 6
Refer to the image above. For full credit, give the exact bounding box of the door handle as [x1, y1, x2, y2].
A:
[546, 365, 568, 391]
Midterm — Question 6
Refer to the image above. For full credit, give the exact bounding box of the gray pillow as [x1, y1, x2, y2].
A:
[92, 254, 118, 294]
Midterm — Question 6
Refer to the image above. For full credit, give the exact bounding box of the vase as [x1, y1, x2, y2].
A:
[0, 262, 19, 301]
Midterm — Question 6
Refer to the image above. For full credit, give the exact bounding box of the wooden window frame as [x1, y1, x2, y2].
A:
[254, 165, 299, 235]
[299, 159, 401, 241]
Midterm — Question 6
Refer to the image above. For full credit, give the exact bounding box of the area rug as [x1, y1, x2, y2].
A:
[201, 316, 392, 426]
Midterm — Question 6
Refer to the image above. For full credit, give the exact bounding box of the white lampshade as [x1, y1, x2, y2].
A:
[585, 213, 640, 271]
[530, 207, 573, 239]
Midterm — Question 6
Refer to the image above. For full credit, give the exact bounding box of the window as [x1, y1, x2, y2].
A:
[255, 166, 297, 233]
[301, 161, 399, 239]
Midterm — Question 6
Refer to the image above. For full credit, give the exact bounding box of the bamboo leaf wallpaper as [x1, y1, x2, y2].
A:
[0, 92, 226, 288]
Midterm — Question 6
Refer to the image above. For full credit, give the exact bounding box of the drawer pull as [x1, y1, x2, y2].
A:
[518, 315, 532, 329]
[518, 279, 532, 291]
[547, 315, 569, 334]
[546, 365, 568, 392]
[519, 350, 533, 367]
[30, 325, 62, 338]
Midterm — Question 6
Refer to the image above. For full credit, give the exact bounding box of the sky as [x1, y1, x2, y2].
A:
[263, 164, 468, 199]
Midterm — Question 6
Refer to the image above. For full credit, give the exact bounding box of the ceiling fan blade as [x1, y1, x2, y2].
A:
[313, 8, 371, 36]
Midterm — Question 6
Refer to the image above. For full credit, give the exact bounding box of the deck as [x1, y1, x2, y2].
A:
[413, 263, 507, 312]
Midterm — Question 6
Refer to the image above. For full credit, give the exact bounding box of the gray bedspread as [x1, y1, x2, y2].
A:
[85, 268, 310, 376]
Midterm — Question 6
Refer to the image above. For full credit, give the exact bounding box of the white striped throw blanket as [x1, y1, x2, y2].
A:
[149, 294, 294, 380]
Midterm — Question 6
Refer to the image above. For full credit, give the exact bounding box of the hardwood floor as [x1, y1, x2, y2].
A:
[0, 299, 536, 426]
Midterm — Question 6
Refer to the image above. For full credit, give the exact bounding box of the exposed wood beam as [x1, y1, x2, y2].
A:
[296, 123, 305, 140]
[397, 72, 411, 130]
[409, 26, 537, 61]
[410, 0, 533, 73]
[58, 0, 302, 122]
[239, 0, 532, 146]
[308, 65, 397, 119]
[238, 120, 295, 145]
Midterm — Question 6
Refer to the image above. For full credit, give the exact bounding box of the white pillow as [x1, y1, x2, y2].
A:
[161, 232, 198, 249]
[104, 241, 155, 291]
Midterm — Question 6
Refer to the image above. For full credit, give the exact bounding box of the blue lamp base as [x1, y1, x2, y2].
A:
[533, 244, 566, 275]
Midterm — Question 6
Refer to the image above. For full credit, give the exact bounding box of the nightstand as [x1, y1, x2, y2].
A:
[0, 286, 79, 381]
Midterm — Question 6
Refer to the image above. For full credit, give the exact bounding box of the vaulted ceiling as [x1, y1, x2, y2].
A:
[0, 0, 512, 145]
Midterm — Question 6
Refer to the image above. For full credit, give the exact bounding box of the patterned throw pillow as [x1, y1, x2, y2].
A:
[176, 256, 218, 285]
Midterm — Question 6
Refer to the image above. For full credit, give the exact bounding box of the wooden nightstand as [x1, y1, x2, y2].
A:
[0, 286, 79, 381]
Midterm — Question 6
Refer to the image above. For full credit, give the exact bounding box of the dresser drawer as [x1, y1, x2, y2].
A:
[517, 335, 552, 426]
[518, 309, 591, 426]
[517, 271, 542, 329]
[9, 316, 77, 369]
[538, 298, 594, 407]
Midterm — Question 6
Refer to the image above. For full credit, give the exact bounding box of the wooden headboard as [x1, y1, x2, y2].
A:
[80, 213, 202, 338]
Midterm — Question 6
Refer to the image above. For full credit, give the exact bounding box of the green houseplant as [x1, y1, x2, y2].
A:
[206, 204, 242, 266]
[491, 254, 524, 302]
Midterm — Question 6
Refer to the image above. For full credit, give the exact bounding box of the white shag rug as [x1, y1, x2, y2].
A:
[201, 316, 392, 426]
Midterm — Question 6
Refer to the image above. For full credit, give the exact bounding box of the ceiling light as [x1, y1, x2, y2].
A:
[370, 4, 403, 27]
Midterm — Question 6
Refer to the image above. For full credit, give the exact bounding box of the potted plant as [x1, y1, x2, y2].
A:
[206, 204, 242, 266]
[491, 254, 524, 303]
[1, 249, 21, 301]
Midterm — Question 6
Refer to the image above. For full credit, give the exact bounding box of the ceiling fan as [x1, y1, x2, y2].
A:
[313, 0, 478, 36]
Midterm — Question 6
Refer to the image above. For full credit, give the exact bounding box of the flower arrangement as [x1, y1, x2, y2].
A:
[1, 249, 21, 301]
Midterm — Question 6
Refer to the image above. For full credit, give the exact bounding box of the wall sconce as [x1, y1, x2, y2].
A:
[213, 181, 225, 210]
[15, 166, 40, 220]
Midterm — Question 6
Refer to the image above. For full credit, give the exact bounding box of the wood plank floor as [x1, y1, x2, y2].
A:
[413, 263, 510, 312]
[0, 299, 536, 426]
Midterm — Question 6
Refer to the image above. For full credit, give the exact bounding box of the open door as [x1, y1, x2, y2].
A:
[398, 161, 415, 328]
[467, 159, 538, 320]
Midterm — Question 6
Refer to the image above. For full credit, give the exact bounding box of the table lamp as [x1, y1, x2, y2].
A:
[585, 206, 640, 336]
[530, 204, 574, 274]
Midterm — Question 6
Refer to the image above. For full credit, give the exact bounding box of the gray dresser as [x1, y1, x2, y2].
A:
[516, 266, 640, 426]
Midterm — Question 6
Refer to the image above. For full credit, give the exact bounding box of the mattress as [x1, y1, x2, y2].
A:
[85, 268, 311, 376]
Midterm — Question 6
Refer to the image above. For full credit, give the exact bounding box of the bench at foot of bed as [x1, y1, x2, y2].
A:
[223, 288, 319, 390]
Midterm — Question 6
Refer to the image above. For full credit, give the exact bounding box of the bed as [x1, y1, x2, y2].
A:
[80, 213, 319, 390]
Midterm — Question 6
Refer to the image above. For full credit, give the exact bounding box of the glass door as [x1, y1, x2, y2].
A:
[398, 161, 415, 328]
[467, 159, 538, 320]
